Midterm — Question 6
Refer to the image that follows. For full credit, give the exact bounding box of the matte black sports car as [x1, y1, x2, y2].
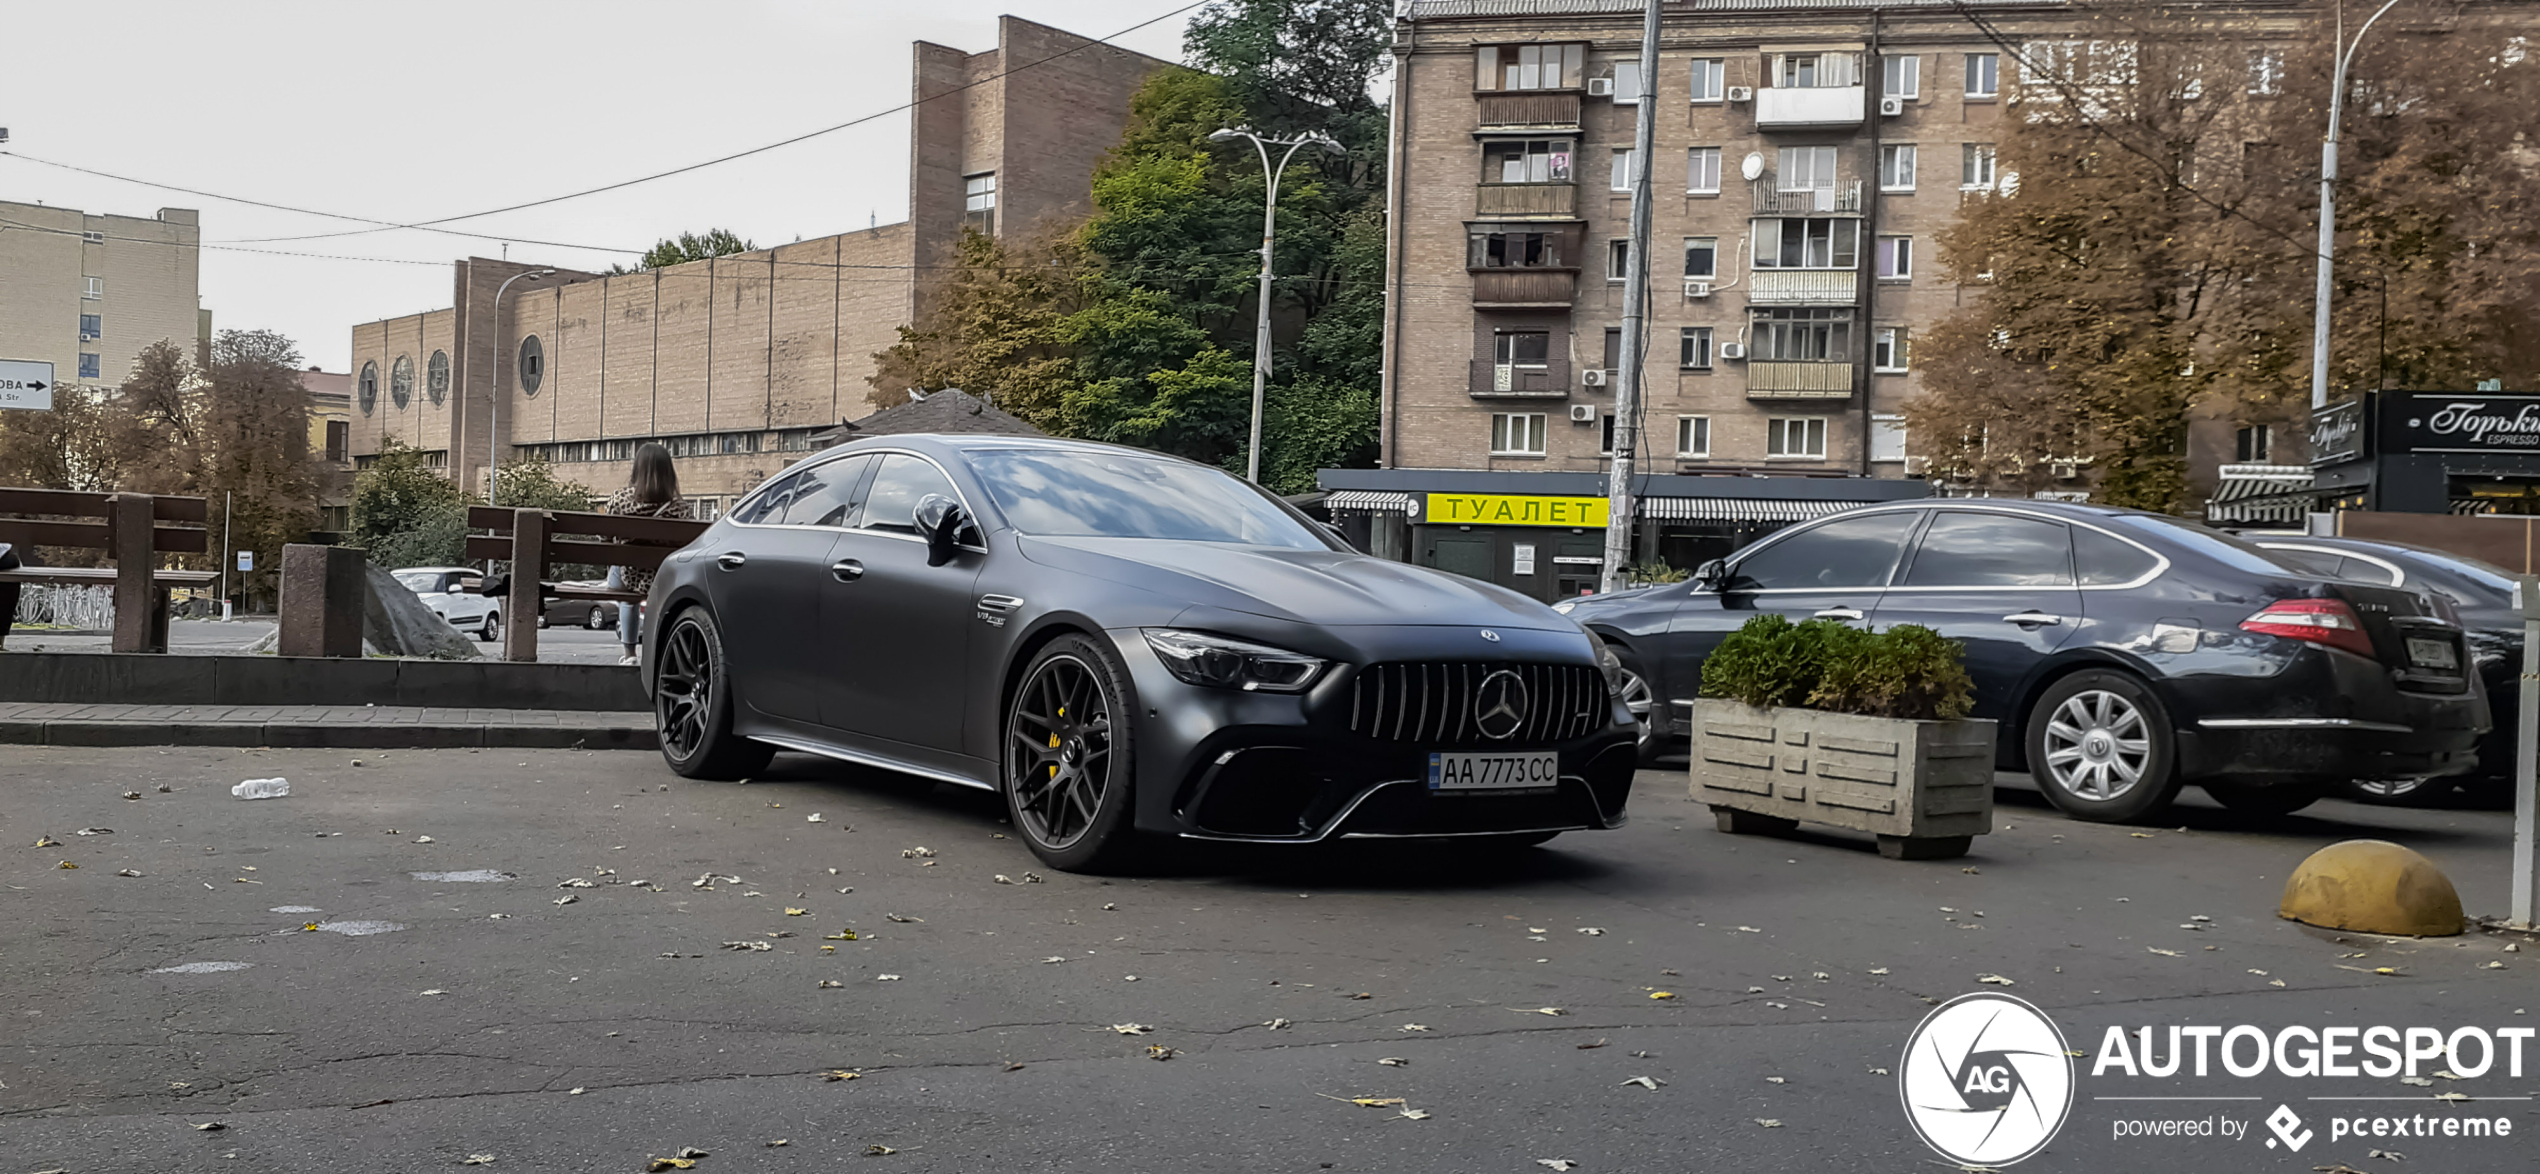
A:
[643, 435, 1638, 870]
[2254, 535, 2521, 804]
[1557, 499, 2489, 822]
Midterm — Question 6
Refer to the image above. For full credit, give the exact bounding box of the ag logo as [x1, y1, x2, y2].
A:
[1899, 992, 2074, 1166]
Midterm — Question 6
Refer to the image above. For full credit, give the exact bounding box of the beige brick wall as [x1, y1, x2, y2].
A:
[0, 201, 198, 392]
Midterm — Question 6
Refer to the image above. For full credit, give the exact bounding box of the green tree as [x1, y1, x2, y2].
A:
[199, 329, 321, 604]
[489, 456, 592, 512]
[351, 442, 469, 568]
[608, 228, 757, 274]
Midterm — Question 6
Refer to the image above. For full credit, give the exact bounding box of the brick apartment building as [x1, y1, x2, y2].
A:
[1342, 0, 2324, 596]
[348, 17, 1165, 517]
[0, 200, 204, 394]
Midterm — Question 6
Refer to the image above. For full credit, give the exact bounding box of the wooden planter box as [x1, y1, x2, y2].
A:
[1685, 698, 1997, 860]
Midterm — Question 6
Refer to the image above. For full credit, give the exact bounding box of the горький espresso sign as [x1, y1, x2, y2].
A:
[2386, 394, 2540, 455]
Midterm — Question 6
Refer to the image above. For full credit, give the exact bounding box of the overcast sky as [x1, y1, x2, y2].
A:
[2, 1, 1194, 372]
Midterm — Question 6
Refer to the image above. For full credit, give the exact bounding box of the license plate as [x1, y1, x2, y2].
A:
[1427, 751, 1560, 791]
[2406, 637, 2459, 670]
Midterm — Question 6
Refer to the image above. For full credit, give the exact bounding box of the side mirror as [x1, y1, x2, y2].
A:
[1693, 558, 1727, 589]
[913, 494, 967, 568]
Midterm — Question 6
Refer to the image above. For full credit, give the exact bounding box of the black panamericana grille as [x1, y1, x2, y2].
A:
[1346, 661, 1608, 747]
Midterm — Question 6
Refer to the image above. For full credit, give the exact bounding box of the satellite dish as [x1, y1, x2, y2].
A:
[1740, 152, 1765, 181]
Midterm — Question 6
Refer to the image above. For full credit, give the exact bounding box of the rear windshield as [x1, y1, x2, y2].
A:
[965, 448, 1334, 549]
[2110, 515, 2319, 577]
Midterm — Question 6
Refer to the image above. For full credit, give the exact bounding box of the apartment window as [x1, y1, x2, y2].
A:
[78, 352, 101, 380]
[79, 313, 100, 341]
[1966, 52, 2000, 97]
[1870, 414, 1908, 462]
[1880, 144, 1917, 191]
[1876, 236, 1913, 280]
[1962, 143, 1998, 190]
[82, 229, 105, 244]
[1768, 417, 1830, 459]
[82, 276, 103, 300]
[1599, 413, 1618, 455]
[1493, 330, 1551, 371]
[1468, 229, 1566, 269]
[963, 173, 997, 233]
[1613, 60, 1642, 103]
[1491, 412, 1549, 456]
[1778, 145, 1839, 191]
[1602, 327, 1623, 374]
[391, 355, 416, 408]
[1483, 139, 1573, 184]
[1677, 415, 1713, 457]
[1683, 237, 1717, 279]
[1754, 307, 1853, 360]
[1874, 326, 1911, 371]
[2248, 49, 2284, 96]
[1607, 239, 1630, 281]
[2236, 424, 2273, 463]
[325, 419, 350, 464]
[1687, 147, 1722, 194]
[1476, 43, 1586, 91]
[1774, 52, 1858, 88]
[1752, 219, 1859, 269]
[1610, 147, 1636, 192]
[1680, 327, 1714, 370]
[1882, 54, 1921, 99]
[1689, 58, 1726, 102]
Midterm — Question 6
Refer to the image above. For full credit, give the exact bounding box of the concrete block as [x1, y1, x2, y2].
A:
[278, 544, 366, 658]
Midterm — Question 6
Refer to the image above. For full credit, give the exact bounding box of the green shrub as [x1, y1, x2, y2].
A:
[1623, 562, 1692, 585]
[1698, 614, 1974, 721]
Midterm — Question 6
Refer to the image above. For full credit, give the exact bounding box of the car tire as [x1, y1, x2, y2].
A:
[536, 612, 551, 630]
[479, 612, 501, 643]
[2026, 670, 2182, 823]
[652, 608, 773, 781]
[2337, 776, 2439, 805]
[2203, 779, 2327, 816]
[1004, 634, 1143, 874]
[587, 605, 609, 631]
[1611, 644, 1663, 765]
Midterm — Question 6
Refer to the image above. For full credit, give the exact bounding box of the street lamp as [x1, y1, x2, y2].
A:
[1209, 126, 1345, 484]
[487, 267, 556, 506]
[2309, 0, 2405, 412]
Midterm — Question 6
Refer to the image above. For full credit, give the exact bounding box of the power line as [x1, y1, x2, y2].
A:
[0, 215, 446, 266]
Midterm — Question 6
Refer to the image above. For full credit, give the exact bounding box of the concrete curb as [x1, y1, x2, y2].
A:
[1, 719, 656, 750]
[0, 651, 648, 711]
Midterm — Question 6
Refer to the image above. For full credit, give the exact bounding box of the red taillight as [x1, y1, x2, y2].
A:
[2240, 598, 2377, 659]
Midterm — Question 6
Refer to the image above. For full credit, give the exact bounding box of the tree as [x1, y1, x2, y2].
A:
[199, 329, 320, 604]
[0, 383, 123, 493]
[488, 456, 592, 512]
[609, 229, 757, 274]
[108, 338, 208, 495]
[351, 442, 469, 569]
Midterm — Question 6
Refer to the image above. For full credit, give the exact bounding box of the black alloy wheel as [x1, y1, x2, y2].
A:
[1005, 635, 1140, 872]
[653, 609, 772, 780]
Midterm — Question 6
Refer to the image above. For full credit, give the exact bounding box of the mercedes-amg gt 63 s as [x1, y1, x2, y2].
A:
[645, 435, 1638, 871]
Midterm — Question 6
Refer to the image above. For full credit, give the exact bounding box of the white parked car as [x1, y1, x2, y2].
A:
[392, 566, 503, 642]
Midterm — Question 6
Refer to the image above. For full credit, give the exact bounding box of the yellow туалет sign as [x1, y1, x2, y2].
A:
[1424, 493, 1609, 527]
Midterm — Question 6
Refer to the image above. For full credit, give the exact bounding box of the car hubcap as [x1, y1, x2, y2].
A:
[1008, 656, 1113, 851]
[1617, 668, 1653, 745]
[591, 606, 606, 629]
[2043, 689, 2151, 801]
[656, 620, 711, 760]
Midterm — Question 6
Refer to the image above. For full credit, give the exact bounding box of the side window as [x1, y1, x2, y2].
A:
[455, 574, 485, 595]
[1902, 512, 2075, 587]
[778, 455, 874, 527]
[859, 454, 961, 535]
[730, 471, 803, 525]
[1727, 511, 1922, 590]
[2074, 528, 2161, 586]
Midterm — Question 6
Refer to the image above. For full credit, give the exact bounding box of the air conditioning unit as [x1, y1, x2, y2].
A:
[1684, 279, 1713, 298]
[1719, 342, 1748, 360]
[1581, 368, 1609, 387]
[1879, 96, 1905, 117]
[2051, 460, 2081, 480]
[1726, 85, 1754, 103]
[1587, 77, 1616, 97]
[1569, 404, 1598, 423]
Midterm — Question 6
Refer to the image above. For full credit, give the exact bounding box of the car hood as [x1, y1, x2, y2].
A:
[1016, 535, 1575, 631]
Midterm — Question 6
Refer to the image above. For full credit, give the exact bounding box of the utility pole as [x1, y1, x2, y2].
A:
[2309, 0, 2405, 411]
[1209, 126, 1344, 483]
[486, 268, 556, 508]
[218, 491, 231, 620]
[1601, 0, 1661, 593]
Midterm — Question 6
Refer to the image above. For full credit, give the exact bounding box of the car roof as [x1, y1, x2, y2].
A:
[824, 432, 1212, 466]
[392, 566, 476, 574]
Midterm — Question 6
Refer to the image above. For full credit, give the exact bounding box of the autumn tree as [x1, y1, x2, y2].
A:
[199, 329, 319, 604]
[0, 383, 124, 492]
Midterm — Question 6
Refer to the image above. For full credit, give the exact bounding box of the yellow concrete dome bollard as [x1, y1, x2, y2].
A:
[2279, 840, 2464, 937]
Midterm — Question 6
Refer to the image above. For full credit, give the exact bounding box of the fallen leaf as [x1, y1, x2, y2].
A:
[644, 1160, 693, 1173]
[1022, 872, 1044, 883]
[553, 895, 577, 906]
[2270, 979, 2287, 987]
[2148, 947, 2181, 957]
[1003, 1062, 1025, 1072]
[2130, 832, 2154, 838]
[2484, 960, 2506, 970]
[825, 930, 858, 941]
[1753, 1118, 1783, 1128]
[419, 989, 446, 996]
[1576, 1039, 1607, 1050]
[1042, 956, 1068, 964]
[1348, 992, 1372, 1000]
[117, 869, 143, 878]
[721, 941, 773, 952]
[1146, 1045, 1177, 1060]
[1113, 1023, 1153, 1035]
[74, 827, 112, 836]
[123, 790, 142, 800]
[1522, 1007, 1568, 1016]
[875, 974, 901, 981]
[2369, 1148, 2406, 1160]
[1977, 974, 2015, 986]
[1620, 1076, 1662, 1089]
[2400, 1076, 2433, 1086]
[1735, 926, 1761, 933]
[192, 1121, 227, 1131]
[676, 1148, 708, 1159]
[865, 1145, 897, 1156]
[1101, 903, 1118, 910]
[1766, 1076, 1787, 1084]
[818, 980, 843, 989]
[462, 1156, 495, 1166]
[1537, 1162, 1578, 1172]
[885, 913, 921, 923]
[901, 847, 935, 859]
[1264, 1018, 1291, 1030]
[414, 836, 434, 844]
[821, 1070, 861, 1082]
[56, 861, 77, 870]
[33, 836, 60, 847]
[766, 1139, 789, 1147]
[785, 907, 809, 916]
[807, 813, 824, 823]
[2435, 1091, 2472, 1103]
[993, 875, 1018, 885]
[1649, 991, 1677, 1000]
[1868, 967, 1890, 975]
[1577, 927, 1605, 936]
[568, 1087, 585, 1095]
[1398, 1107, 1432, 1120]
[1378, 1057, 1408, 1067]
[557, 878, 595, 889]
[1401, 1023, 1430, 1032]
[1347, 1096, 1406, 1108]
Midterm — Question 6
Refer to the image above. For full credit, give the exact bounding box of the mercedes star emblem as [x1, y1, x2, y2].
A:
[1474, 670, 1529, 741]
[1479, 629, 1501, 642]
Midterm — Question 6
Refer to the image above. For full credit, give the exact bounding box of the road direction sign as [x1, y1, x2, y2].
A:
[0, 358, 55, 411]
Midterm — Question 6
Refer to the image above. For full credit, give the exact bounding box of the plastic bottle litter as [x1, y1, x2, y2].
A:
[231, 778, 291, 800]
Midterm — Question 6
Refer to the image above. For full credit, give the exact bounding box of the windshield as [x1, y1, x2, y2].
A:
[965, 448, 1332, 549]
[394, 572, 440, 593]
[2111, 515, 2318, 576]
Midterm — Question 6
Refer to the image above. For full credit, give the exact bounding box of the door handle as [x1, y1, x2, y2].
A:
[714, 552, 747, 571]
[830, 559, 864, 583]
[1813, 606, 1864, 621]
[2002, 610, 2065, 627]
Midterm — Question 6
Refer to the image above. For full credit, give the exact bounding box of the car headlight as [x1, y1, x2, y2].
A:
[1142, 629, 1327, 693]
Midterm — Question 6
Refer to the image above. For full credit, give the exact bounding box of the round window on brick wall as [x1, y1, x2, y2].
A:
[519, 336, 544, 397]
[358, 361, 379, 415]
[426, 350, 450, 406]
[390, 355, 414, 409]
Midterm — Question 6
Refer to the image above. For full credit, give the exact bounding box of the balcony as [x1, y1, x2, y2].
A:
[1471, 268, 1577, 308]
[1746, 360, 1855, 399]
[1469, 358, 1573, 399]
[1751, 180, 1863, 216]
[1747, 269, 1859, 305]
[1756, 85, 1865, 128]
[1476, 92, 1582, 131]
[1475, 182, 1576, 219]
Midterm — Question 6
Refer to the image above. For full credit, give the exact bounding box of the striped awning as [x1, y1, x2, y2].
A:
[1325, 490, 1417, 513]
[1639, 497, 1862, 521]
[2206, 466, 2316, 524]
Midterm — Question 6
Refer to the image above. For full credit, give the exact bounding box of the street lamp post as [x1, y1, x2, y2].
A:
[1209, 126, 1344, 484]
[2309, 0, 2405, 412]
[487, 268, 556, 506]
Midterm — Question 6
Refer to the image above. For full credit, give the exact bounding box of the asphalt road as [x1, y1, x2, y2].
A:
[4, 748, 2532, 1173]
[6, 619, 632, 664]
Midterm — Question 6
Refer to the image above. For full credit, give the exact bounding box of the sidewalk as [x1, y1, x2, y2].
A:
[0, 702, 655, 749]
